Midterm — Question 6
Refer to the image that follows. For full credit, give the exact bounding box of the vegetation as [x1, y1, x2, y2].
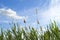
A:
[0, 21, 60, 40]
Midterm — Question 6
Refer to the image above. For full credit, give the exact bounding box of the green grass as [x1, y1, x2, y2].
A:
[0, 21, 60, 40]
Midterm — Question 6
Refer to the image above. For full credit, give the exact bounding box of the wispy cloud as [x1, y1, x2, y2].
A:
[40, 0, 60, 22]
[0, 8, 26, 20]
[18, 0, 60, 26]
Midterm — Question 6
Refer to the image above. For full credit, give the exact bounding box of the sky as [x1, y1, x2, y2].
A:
[0, 0, 60, 29]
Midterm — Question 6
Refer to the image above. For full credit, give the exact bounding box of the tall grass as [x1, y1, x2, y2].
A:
[0, 21, 60, 40]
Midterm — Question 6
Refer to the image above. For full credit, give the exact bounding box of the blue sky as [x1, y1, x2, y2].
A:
[0, 0, 50, 10]
[0, 0, 60, 30]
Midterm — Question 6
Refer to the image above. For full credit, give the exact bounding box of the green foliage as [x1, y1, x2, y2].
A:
[29, 28, 38, 40]
[0, 21, 60, 40]
[0, 28, 4, 40]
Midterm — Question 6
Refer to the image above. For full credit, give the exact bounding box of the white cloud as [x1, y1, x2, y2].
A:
[0, 8, 26, 20]
[41, 0, 60, 22]
[19, 0, 60, 26]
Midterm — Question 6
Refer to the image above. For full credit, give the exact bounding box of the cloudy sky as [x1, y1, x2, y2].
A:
[0, 0, 60, 29]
